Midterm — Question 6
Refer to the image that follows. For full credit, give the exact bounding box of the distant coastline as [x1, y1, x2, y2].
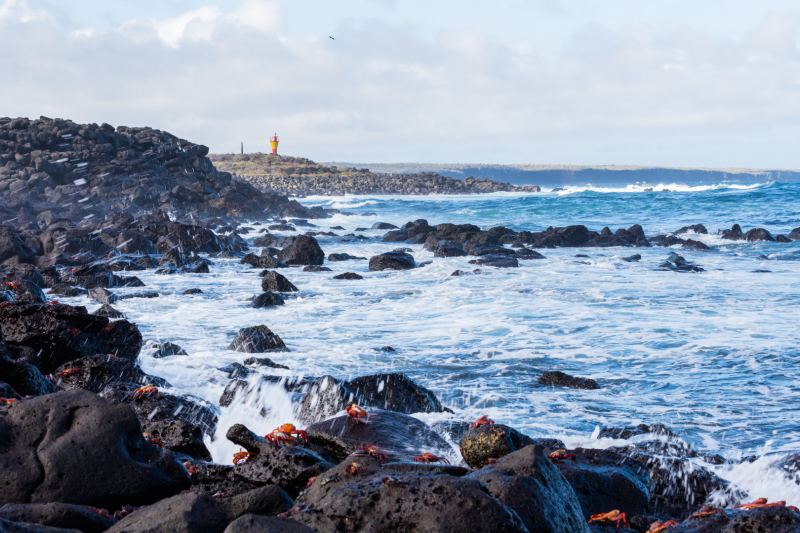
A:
[326, 162, 800, 188]
[210, 153, 541, 196]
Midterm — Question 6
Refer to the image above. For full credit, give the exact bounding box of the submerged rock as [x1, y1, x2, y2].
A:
[659, 253, 704, 273]
[538, 371, 599, 390]
[332, 272, 363, 280]
[250, 292, 286, 308]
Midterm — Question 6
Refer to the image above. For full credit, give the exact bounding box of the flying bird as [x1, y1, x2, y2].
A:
[328, 35, 335, 40]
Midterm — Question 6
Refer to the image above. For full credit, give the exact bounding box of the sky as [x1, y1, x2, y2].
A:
[1, 0, 800, 168]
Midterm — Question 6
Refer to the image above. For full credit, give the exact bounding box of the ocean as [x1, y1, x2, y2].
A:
[61, 179, 800, 504]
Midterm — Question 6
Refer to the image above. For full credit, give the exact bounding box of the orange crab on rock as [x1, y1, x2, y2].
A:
[132, 385, 158, 400]
[647, 519, 678, 533]
[734, 498, 799, 512]
[346, 403, 368, 421]
[346, 461, 362, 475]
[183, 461, 198, 476]
[548, 449, 577, 462]
[0, 397, 17, 407]
[356, 443, 389, 463]
[588, 510, 630, 529]
[56, 366, 82, 379]
[690, 506, 723, 519]
[265, 423, 308, 446]
[413, 452, 450, 464]
[233, 449, 254, 465]
[469, 415, 494, 430]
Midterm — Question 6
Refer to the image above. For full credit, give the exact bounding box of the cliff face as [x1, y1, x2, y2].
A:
[0, 117, 320, 225]
[210, 153, 539, 195]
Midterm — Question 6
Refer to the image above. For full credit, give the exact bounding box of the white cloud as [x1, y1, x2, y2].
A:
[1, 0, 800, 167]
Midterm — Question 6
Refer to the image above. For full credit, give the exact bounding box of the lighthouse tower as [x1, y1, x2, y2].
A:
[269, 133, 279, 155]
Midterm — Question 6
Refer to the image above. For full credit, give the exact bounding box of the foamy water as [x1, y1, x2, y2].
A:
[60, 181, 800, 505]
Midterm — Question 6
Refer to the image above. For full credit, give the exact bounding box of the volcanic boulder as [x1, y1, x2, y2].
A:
[0, 390, 190, 507]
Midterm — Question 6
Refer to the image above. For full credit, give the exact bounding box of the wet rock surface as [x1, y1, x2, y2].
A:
[228, 325, 288, 353]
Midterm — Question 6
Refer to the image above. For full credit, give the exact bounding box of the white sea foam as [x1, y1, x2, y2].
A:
[550, 181, 772, 195]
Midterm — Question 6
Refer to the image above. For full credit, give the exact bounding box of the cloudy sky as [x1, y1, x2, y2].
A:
[2, 0, 800, 167]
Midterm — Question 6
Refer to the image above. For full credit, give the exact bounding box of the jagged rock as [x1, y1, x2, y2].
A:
[538, 371, 599, 390]
[228, 326, 287, 353]
[675, 224, 708, 235]
[0, 390, 189, 507]
[659, 253, 704, 273]
[141, 418, 212, 461]
[277, 235, 324, 266]
[0, 302, 142, 373]
[554, 459, 649, 519]
[260, 271, 298, 292]
[52, 354, 166, 393]
[745, 228, 775, 242]
[0, 353, 57, 397]
[226, 424, 333, 497]
[92, 304, 124, 318]
[250, 292, 285, 308]
[152, 342, 188, 358]
[720, 224, 744, 240]
[288, 452, 528, 532]
[468, 446, 590, 533]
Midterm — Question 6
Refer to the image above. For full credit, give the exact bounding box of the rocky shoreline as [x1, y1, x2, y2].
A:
[210, 153, 541, 196]
[2, 117, 800, 532]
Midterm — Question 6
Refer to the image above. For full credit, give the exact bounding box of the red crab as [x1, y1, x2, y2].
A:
[346, 403, 368, 421]
[56, 366, 82, 378]
[142, 432, 162, 446]
[131, 385, 158, 400]
[233, 449, 254, 465]
[588, 510, 630, 529]
[0, 397, 17, 407]
[548, 449, 577, 462]
[413, 452, 450, 464]
[735, 498, 798, 512]
[346, 461, 362, 475]
[265, 423, 308, 446]
[690, 506, 723, 519]
[183, 461, 198, 476]
[469, 415, 495, 430]
[647, 519, 679, 533]
[355, 443, 389, 463]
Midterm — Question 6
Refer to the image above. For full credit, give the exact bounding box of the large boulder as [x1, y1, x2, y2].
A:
[277, 236, 324, 266]
[288, 453, 528, 532]
[228, 326, 287, 353]
[0, 390, 190, 507]
[52, 354, 164, 393]
[460, 423, 535, 468]
[296, 373, 446, 423]
[554, 459, 649, 519]
[0, 303, 143, 373]
[368, 251, 416, 271]
[468, 446, 589, 533]
[306, 409, 452, 464]
[0, 353, 57, 397]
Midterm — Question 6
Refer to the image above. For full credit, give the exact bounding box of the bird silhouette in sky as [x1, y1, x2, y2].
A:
[328, 35, 335, 40]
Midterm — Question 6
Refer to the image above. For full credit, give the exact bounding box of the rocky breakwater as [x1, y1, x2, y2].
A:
[0, 117, 326, 225]
[211, 153, 541, 195]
